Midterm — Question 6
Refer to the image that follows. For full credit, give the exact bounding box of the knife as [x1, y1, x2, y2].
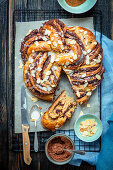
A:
[21, 85, 32, 165]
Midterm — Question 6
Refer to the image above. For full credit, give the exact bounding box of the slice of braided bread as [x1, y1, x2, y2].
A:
[41, 90, 76, 131]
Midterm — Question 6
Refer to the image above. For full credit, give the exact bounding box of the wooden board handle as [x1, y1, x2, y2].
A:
[22, 124, 32, 165]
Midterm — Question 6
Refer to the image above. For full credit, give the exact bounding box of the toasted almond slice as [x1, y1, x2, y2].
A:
[87, 104, 90, 108]
[31, 96, 38, 102]
[18, 63, 23, 69]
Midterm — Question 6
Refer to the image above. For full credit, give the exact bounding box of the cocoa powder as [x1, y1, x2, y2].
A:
[47, 136, 73, 162]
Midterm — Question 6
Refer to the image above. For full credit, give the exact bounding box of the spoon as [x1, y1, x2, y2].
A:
[30, 105, 41, 152]
[64, 149, 85, 155]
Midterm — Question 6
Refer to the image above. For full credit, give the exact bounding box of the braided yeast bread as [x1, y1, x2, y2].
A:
[21, 19, 104, 104]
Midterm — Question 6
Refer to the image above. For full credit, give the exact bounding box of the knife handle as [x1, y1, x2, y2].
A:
[22, 124, 32, 165]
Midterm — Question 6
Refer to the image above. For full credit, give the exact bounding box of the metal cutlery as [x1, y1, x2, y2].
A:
[21, 85, 32, 165]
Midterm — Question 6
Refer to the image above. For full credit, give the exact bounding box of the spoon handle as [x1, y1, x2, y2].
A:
[34, 131, 38, 152]
[74, 150, 85, 155]
[64, 149, 85, 155]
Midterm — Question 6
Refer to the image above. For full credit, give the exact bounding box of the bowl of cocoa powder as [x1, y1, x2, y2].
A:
[45, 133, 75, 165]
[57, 0, 97, 14]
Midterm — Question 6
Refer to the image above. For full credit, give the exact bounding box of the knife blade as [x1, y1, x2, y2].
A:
[21, 85, 32, 165]
[21, 85, 29, 125]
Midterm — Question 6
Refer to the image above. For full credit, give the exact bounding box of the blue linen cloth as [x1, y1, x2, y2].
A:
[96, 113, 113, 170]
[68, 32, 113, 167]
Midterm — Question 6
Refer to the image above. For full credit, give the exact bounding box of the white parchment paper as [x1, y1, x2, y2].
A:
[14, 18, 99, 133]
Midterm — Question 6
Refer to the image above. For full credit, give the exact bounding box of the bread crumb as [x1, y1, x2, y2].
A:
[86, 92, 92, 96]
[30, 96, 38, 102]
[79, 111, 84, 117]
[87, 104, 90, 108]
[96, 74, 101, 80]
[18, 63, 23, 69]
[26, 29, 32, 36]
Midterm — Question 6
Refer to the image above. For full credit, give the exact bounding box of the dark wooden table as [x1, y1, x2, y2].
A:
[0, 0, 112, 169]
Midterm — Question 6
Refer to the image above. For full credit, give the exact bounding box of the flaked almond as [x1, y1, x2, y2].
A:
[96, 58, 101, 63]
[66, 62, 69, 65]
[31, 96, 38, 102]
[98, 54, 102, 59]
[53, 42, 57, 47]
[61, 45, 64, 50]
[31, 73, 35, 77]
[30, 66, 33, 70]
[42, 86, 47, 91]
[84, 31, 87, 35]
[37, 78, 41, 84]
[86, 92, 92, 96]
[29, 57, 34, 63]
[47, 86, 52, 91]
[87, 49, 91, 53]
[51, 56, 55, 63]
[25, 70, 28, 74]
[58, 40, 62, 45]
[18, 63, 23, 69]
[54, 33, 58, 37]
[47, 41, 51, 44]
[55, 124, 59, 128]
[86, 55, 89, 65]
[31, 70, 35, 74]
[46, 70, 51, 76]
[26, 29, 32, 36]
[83, 51, 87, 55]
[96, 74, 101, 80]
[55, 58, 59, 61]
[51, 37, 54, 41]
[35, 41, 39, 46]
[94, 41, 97, 45]
[93, 59, 97, 62]
[90, 61, 96, 65]
[80, 29, 84, 32]
[82, 73, 86, 78]
[80, 101, 83, 105]
[77, 90, 80, 97]
[69, 40, 76, 44]
[44, 29, 51, 36]
[69, 58, 73, 62]
[43, 75, 49, 81]
[42, 36, 48, 41]
[37, 67, 42, 71]
[73, 54, 77, 60]
[51, 84, 55, 87]
[32, 50, 35, 53]
[87, 104, 90, 108]
[79, 111, 84, 117]
[85, 40, 88, 45]
[84, 82, 88, 88]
